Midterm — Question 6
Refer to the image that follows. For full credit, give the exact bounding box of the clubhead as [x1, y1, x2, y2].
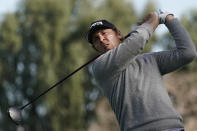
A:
[8, 107, 22, 125]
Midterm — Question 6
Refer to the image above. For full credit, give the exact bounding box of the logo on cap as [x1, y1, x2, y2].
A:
[90, 21, 103, 29]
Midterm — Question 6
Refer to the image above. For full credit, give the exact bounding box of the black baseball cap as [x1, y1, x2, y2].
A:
[86, 20, 117, 44]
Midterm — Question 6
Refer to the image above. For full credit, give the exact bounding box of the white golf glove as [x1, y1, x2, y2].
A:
[156, 9, 174, 24]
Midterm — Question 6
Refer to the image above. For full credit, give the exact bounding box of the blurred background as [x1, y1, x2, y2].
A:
[0, 0, 197, 131]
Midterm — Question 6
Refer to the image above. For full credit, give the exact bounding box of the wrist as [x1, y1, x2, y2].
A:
[165, 14, 174, 22]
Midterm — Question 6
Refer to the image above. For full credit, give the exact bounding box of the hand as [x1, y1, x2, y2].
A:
[157, 10, 174, 24]
[138, 12, 159, 31]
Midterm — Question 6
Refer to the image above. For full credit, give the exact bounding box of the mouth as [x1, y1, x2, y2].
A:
[99, 42, 111, 52]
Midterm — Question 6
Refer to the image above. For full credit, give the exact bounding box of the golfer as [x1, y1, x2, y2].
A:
[86, 11, 197, 131]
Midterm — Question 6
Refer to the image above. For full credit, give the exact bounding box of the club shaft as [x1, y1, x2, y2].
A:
[20, 55, 100, 110]
[19, 32, 131, 110]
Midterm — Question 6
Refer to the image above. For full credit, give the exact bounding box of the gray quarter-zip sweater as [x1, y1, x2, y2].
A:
[91, 19, 197, 131]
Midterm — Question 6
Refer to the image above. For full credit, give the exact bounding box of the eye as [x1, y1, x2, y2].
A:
[102, 31, 107, 35]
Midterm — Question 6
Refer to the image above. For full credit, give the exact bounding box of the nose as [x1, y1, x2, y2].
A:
[98, 33, 105, 42]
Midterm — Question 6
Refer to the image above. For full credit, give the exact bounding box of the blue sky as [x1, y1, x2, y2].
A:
[0, 0, 197, 35]
[131, 0, 197, 35]
[132, 0, 197, 18]
[1, 0, 197, 17]
[0, 0, 21, 15]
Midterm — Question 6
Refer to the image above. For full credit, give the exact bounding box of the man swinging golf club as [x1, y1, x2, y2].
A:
[86, 11, 197, 131]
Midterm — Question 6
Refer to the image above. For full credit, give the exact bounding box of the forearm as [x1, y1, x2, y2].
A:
[138, 12, 159, 31]
[165, 18, 197, 60]
[152, 18, 197, 75]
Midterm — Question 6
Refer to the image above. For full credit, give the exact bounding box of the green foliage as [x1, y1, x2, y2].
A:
[141, 0, 157, 53]
[141, 0, 157, 18]
[96, 0, 137, 35]
[0, 14, 22, 54]
[0, 13, 22, 131]
[0, 0, 86, 130]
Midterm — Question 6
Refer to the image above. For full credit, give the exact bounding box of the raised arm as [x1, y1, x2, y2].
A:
[152, 15, 197, 75]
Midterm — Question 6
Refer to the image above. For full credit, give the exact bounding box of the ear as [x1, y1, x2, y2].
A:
[116, 30, 123, 41]
[91, 44, 100, 52]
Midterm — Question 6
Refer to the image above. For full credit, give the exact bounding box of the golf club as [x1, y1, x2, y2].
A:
[7, 54, 100, 125]
[8, 32, 131, 125]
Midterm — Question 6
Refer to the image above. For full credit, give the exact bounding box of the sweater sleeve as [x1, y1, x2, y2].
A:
[92, 23, 153, 79]
[151, 18, 197, 75]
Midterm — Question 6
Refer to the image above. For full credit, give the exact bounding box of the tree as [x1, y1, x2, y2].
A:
[96, 0, 137, 36]
[0, 13, 23, 131]
[0, 0, 89, 130]
[141, 0, 157, 53]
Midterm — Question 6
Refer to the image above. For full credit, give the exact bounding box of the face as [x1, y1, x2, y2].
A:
[92, 28, 122, 53]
